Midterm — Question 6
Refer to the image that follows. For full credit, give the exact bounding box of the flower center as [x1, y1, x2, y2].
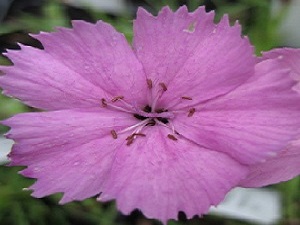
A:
[102, 79, 196, 145]
[133, 105, 169, 126]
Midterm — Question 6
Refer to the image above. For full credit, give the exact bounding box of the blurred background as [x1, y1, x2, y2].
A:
[0, 0, 299, 224]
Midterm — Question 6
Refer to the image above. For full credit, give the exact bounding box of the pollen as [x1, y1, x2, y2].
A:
[167, 134, 178, 141]
[111, 96, 124, 102]
[134, 133, 146, 137]
[181, 96, 193, 100]
[101, 98, 107, 107]
[110, 130, 118, 139]
[126, 137, 134, 146]
[159, 82, 167, 92]
[188, 108, 196, 117]
[147, 78, 153, 89]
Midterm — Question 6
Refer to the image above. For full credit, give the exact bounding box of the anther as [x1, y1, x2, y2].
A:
[126, 134, 134, 140]
[167, 134, 178, 141]
[101, 98, 107, 107]
[126, 133, 146, 141]
[126, 137, 134, 146]
[181, 96, 193, 100]
[147, 79, 153, 89]
[134, 133, 146, 137]
[111, 96, 124, 102]
[110, 130, 118, 139]
[159, 82, 167, 92]
[188, 108, 196, 117]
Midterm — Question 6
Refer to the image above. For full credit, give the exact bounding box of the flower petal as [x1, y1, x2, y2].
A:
[0, 20, 147, 110]
[239, 140, 300, 187]
[133, 6, 255, 108]
[98, 126, 248, 223]
[261, 48, 300, 82]
[3, 108, 136, 202]
[173, 59, 300, 165]
[237, 48, 300, 187]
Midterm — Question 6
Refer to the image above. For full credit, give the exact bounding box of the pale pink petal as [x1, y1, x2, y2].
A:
[133, 6, 255, 109]
[237, 48, 300, 187]
[3, 108, 136, 202]
[240, 140, 300, 187]
[261, 48, 300, 82]
[0, 20, 147, 110]
[98, 126, 248, 223]
[173, 59, 300, 165]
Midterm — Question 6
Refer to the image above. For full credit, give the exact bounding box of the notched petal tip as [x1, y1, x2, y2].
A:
[59, 195, 72, 205]
[71, 19, 94, 29]
[136, 7, 153, 19]
[0, 118, 12, 127]
[218, 14, 230, 27]
[175, 5, 188, 14]
[158, 5, 173, 16]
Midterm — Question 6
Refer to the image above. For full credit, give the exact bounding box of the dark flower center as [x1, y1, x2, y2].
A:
[133, 105, 169, 126]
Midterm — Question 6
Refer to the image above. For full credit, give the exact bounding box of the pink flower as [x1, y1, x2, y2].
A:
[1, 6, 300, 224]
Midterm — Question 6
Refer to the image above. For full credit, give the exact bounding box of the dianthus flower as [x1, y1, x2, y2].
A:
[1, 6, 300, 224]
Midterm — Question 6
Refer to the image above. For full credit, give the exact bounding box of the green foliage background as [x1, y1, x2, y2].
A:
[0, 0, 299, 225]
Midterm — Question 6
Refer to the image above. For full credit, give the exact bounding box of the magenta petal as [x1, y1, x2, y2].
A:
[3, 108, 136, 202]
[240, 141, 300, 187]
[98, 126, 248, 223]
[173, 59, 300, 165]
[0, 20, 147, 110]
[261, 48, 300, 82]
[133, 6, 255, 108]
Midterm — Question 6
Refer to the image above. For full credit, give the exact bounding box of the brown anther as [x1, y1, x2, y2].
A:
[126, 137, 134, 146]
[101, 98, 107, 107]
[167, 134, 178, 141]
[159, 82, 167, 92]
[156, 108, 167, 113]
[126, 133, 146, 141]
[147, 79, 153, 89]
[181, 96, 193, 100]
[111, 96, 124, 102]
[110, 130, 118, 139]
[188, 108, 196, 117]
[126, 134, 134, 140]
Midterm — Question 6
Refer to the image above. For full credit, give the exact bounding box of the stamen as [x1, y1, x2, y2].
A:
[143, 105, 152, 113]
[134, 133, 146, 137]
[167, 134, 178, 141]
[101, 98, 107, 107]
[111, 96, 124, 102]
[110, 130, 118, 139]
[157, 117, 168, 124]
[147, 79, 153, 89]
[156, 108, 167, 113]
[188, 108, 196, 117]
[100, 98, 135, 114]
[146, 119, 156, 126]
[126, 133, 146, 140]
[181, 96, 193, 100]
[126, 137, 134, 146]
[159, 82, 167, 92]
